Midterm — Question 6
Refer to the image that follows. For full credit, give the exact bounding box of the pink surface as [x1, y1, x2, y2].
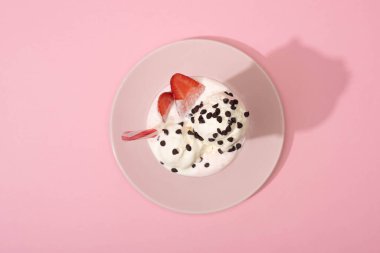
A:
[1, 0, 379, 252]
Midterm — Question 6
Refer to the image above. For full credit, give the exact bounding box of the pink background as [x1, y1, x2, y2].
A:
[1, 0, 379, 252]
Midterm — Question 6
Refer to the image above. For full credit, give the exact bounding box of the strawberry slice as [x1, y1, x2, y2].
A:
[121, 128, 158, 141]
[157, 92, 174, 122]
[170, 73, 205, 117]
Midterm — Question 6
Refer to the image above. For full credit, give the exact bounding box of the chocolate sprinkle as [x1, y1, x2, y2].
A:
[227, 137, 234, 142]
[231, 105, 237, 110]
[191, 117, 195, 123]
[163, 129, 169, 135]
[186, 144, 192, 151]
[217, 128, 223, 135]
[160, 161, 164, 165]
[176, 129, 182, 134]
[172, 149, 179, 155]
[198, 115, 205, 124]
[212, 103, 219, 108]
[224, 91, 233, 96]
[223, 98, 229, 104]
[178, 122, 184, 126]
[229, 99, 238, 105]
[244, 111, 250, 117]
[206, 112, 213, 119]
[199, 157, 203, 162]
[191, 106, 199, 114]
[213, 133, 218, 138]
[228, 146, 236, 152]
[188, 130, 194, 135]
[213, 108, 221, 117]
[160, 140, 166, 146]
[217, 116, 223, 123]
[218, 148, 223, 154]
[192, 164, 196, 168]
[208, 138, 215, 142]
[200, 109, 207, 114]
[225, 111, 231, 117]
[236, 143, 242, 149]
[194, 132, 204, 141]
[171, 168, 178, 173]
[230, 117, 237, 123]
[237, 122, 243, 128]
[204, 163, 210, 168]
[225, 125, 232, 133]
[217, 140, 223, 145]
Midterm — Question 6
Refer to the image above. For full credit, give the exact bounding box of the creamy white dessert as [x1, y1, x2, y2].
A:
[147, 77, 250, 177]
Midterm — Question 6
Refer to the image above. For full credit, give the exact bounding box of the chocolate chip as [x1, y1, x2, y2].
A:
[231, 105, 237, 110]
[171, 168, 178, 173]
[176, 129, 182, 134]
[237, 122, 243, 128]
[199, 102, 204, 108]
[213, 133, 218, 138]
[200, 109, 207, 114]
[218, 148, 223, 154]
[191, 117, 195, 123]
[178, 122, 184, 126]
[172, 149, 179, 155]
[223, 98, 229, 104]
[208, 138, 215, 142]
[244, 111, 250, 117]
[217, 140, 223, 145]
[192, 164, 196, 168]
[214, 108, 221, 116]
[230, 99, 238, 105]
[217, 128, 223, 135]
[230, 117, 237, 123]
[228, 146, 236, 152]
[160, 140, 166, 146]
[225, 125, 232, 133]
[191, 105, 199, 114]
[163, 129, 169, 135]
[224, 91, 233, 96]
[236, 143, 242, 149]
[221, 130, 227, 135]
[225, 111, 231, 117]
[194, 132, 204, 141]
[204, 163, 210, 167]
[198, 115, 205, 124]
[188, 130, 194, 135]
[227, 137, 234, 142]
[199, 157, 203, 162]
[160, 161, 164, 165]
[186, 144, 192, 151]
[212, 103, 219, 108]
[217, 116, 223, 123]
[206, 112, 213, 119]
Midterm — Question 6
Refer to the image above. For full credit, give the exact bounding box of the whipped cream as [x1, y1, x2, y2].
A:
[147, 77, 250, 177]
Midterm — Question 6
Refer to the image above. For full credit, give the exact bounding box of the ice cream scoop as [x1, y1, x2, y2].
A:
[146, 75, 250, 177]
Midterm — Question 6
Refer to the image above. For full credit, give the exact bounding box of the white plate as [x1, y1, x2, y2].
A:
[110, 39, 284, 214]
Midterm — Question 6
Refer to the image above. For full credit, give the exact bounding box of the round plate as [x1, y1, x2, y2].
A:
[110, 39, 284, 214]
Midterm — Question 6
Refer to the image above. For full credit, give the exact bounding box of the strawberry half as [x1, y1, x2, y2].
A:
[170, 73, 205, 117]
[157, 92, 174, 122]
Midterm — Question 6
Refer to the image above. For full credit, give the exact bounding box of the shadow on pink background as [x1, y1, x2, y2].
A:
[200, 36, 350, 190]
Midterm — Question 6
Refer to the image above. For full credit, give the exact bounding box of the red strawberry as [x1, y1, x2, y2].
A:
[170, 73, 205, 117]
[157, 92, 174, 122]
